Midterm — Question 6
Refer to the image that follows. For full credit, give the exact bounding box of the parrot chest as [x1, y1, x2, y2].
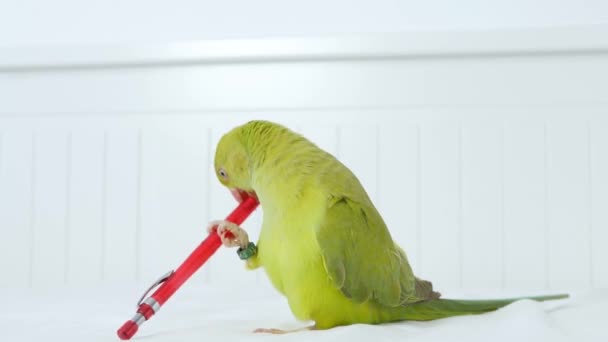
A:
[258, 200, 328, 301]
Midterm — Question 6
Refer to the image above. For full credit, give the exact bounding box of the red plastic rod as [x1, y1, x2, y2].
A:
[117, 193, 259, 340]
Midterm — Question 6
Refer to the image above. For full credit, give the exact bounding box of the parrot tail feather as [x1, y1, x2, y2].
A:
[402, 294, 568, 321]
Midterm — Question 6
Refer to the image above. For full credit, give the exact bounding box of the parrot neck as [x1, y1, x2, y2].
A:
[241, 122, 332, 211]
[250, 145, 324, 211]
[252, 160, 308, 211]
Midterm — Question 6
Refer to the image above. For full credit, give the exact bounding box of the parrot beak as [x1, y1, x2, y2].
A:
[230, 188, 258, 203]
[230, 189, 244, 203]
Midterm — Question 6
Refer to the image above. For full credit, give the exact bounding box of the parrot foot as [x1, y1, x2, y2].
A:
[207, 220, 249, 248]
[253, 325, 315, 334]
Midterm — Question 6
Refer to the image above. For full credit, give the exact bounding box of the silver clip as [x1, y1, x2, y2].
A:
[136, 270, 174, 307]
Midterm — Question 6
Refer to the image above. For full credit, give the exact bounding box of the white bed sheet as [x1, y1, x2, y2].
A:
[1, 284, 606, 342]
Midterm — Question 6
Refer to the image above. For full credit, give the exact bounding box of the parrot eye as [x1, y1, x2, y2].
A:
[218, 168, 228, 179]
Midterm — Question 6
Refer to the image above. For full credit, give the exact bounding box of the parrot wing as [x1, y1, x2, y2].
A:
[315, 193, 439, 307]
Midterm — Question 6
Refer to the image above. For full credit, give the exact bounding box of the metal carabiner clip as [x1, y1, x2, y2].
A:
[136, 270, 174, 307]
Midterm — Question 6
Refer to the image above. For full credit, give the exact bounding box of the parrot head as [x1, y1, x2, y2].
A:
[215, 120, 301, 202]
[214, 126, 257, 202]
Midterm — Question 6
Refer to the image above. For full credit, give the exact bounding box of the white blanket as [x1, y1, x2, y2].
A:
[1, 284, 605, 342]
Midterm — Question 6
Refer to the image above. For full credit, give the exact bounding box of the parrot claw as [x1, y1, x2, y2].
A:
[207, 220, 249, 248]
[206, 220, 225, 234]
[253, 326, 315, 334]
[253, 328, 287, 334]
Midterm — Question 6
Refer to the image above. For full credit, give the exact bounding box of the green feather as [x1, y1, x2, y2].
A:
[403, 294, 569, 321]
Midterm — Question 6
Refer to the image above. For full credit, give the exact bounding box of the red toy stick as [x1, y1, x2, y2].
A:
[117, 193, 259, 340]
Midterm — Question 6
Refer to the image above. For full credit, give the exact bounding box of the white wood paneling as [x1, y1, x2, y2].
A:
[546, 121, 592, 290]
[461, 122, 503, 290]
[2, 26, 607, 69]
[0, 29, 607, 293]
[2, 55, 607, 116]
[67, 130, 104, 285]
[31, 131, 69, 287]
[503, 122, 547, 290]
[0, 112, 607, 292]
[419, 122, 462, 290]
[0, 131, 33, 287]
[103, 129, 140, 284]
[590, 122, 608, 289]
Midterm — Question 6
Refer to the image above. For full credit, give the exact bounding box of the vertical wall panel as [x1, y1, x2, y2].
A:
[546, 121, 591, 289]
[140, 123, 209, 284]
[338, 125, 378, 203]
[1, 111, 606, 292]
[503, 123, 546, 290]
[377, 124, 420, 271]
[103, 129, 139, 283]
[419, 122, 461, 289]
[0, 131, 33, 287]
[461, 123, 503, 289]
[67, 130, 104, 285]
[590, 122, 608, 288]
[31, 131, 68, 287]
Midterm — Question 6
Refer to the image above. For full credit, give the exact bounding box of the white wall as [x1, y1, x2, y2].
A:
[1, 0, 608, 46]
[1, 27, 607, 295]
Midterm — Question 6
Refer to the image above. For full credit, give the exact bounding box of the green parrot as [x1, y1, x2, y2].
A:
[210, 120, 567, 333]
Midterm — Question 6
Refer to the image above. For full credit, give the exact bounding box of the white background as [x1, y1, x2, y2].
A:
[1, 0, 608, 46]
[0, 5, 608, 340]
